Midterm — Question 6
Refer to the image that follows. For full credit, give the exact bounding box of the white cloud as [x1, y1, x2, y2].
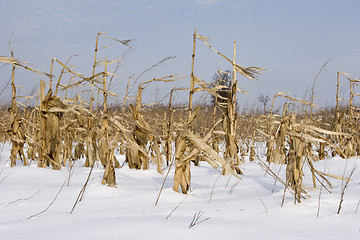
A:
[195, 0, 226, 6]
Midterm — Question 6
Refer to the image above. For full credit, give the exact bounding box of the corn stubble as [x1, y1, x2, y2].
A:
[0, 31, 358, 207]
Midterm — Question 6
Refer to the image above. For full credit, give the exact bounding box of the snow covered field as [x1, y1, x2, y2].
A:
[0, 143, 359, 240]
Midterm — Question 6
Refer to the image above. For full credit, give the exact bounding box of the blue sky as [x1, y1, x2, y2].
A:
[1, 0, 360, 107]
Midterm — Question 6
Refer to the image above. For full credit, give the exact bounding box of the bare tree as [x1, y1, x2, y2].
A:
[258, 94, 270, 114]
[210, 70, 232, 106]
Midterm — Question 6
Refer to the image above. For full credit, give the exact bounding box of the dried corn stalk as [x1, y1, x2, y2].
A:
[286, 117, 305, 203]
[195, 33, 266, 80]
[318, 142, 326, 160]
[126, 102, 152, 170]
[84, 125, 97, 167]
[99, 116, 116, 186]
[185, 130, 242, 177]
[8, 108, 27, 166]
[8, 49, 27, 167]
[266, 103, 288, 163]
[173, 135, 191, 194]
[165, 89, 174, 166]
[222, 85, 240, 174]
[40, 88, 68, 170]
[100, 59, 117, 186]
[260, 93, 355, 203]
[151, 139, 164, 174]
[125, 85, 164, 172]
[61, 120, 76, 166]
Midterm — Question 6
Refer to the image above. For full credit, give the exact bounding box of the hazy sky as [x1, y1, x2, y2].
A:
[1, 0, 359, 107]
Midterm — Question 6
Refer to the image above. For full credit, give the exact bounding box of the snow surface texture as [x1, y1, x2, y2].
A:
[0, 143, 359, 240]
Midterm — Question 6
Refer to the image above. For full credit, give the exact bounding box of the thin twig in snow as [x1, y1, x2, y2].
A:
[229, 180, 240, 195]
[209, 173, 221, 203]
[155, 159, 175, 206]
[189, 211, 210, 229]
[337, 166, 356, 214]
[271, 162, 284, 193]
[355, 199, 360, 214]
[257, 192, 268, 214]
[0, 159, 10, 177]
[66, 156, 77, 186]
[317, 159, 330, 217]
[27, 178, 68, 220]
[165, 188, 195, 220]
[2, 190, 40, 208]
[70, 162, 95, 214]
[316, 179, 324, 217]
[225, 175, 232, 188]
[0, 171, 11, 184]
